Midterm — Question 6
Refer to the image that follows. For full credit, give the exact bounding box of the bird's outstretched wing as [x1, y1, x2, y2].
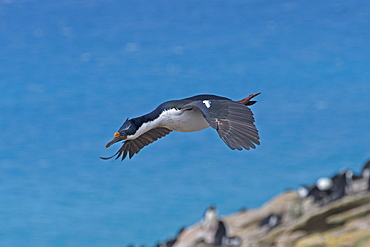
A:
[183, 100, 260, 150]
[101, 127, 172, 161]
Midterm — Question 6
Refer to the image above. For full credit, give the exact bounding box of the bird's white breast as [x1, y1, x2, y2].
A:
[126, 108, 210, 140]
[158, 108, 210, 132]
[202, 210, 218, 230]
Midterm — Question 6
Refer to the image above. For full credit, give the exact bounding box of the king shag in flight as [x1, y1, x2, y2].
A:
[101, 93, 260, 161]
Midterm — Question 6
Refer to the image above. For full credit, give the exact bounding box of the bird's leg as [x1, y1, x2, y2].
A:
[237, 92, 261, 105]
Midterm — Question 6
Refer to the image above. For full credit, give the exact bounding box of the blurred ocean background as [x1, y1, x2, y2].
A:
[1, 0, 369, 246]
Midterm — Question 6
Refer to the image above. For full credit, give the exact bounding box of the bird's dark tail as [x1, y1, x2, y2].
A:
[237, 92, 261, 106]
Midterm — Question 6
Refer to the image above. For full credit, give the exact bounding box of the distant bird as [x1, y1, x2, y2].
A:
[200, 206, 242, 246]
[297, 185, 311, 198]
[215, 220, 242, 247]
[201, 205, 220, 245]
[214, 221, 227, 246]
[305, 186, 327, 205]
[222, 236, 242, 247]
[316, 177, 333, 191]
[201, 206, 219, 232]
[361, 160, 370, 191]
[327, 169, 355, 202]
[258, 213, 282, 231]
[101, 93, 260, 161]
[302, 177, 333, 206]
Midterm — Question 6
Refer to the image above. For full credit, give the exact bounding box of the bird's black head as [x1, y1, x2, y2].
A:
[105, 118, 137, 148]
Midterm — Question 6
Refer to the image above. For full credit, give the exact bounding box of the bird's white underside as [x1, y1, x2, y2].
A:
[201, 208, 219, 244]
[126, 108, 210, 140]
[202, 209, 218, 231]
[297, 186, 309, 198]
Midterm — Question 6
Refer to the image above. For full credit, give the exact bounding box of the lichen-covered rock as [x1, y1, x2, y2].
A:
[275, 231, 307, 247]
[295, 228, 370, 247]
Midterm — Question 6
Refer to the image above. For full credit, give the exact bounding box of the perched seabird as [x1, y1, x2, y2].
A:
[222, 236, 242, 247]
[303, 177, 334, 206]
[329, 170, 353, 202]
[197, 205, 219, 245]
[201, 205, 219, 243]
[200, 206, 242, 246]
[215, 220, 242, 247]
[212, 219, 243, 247]
[297, 185, 310, 198]
[362, 160, 370, 191]
[258, 213, 282, 232]
[101, 93, 260, 161]
[316, 177, 333, 191]
[214, 221, 227, 246]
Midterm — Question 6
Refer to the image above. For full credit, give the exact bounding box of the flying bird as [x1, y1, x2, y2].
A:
[101, 93, 260, 161]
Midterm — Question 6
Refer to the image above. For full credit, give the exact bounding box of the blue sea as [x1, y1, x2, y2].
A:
[1, 0, 369, 246]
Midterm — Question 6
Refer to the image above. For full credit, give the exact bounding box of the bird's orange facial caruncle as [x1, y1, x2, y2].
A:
[105, 131, 127, 148]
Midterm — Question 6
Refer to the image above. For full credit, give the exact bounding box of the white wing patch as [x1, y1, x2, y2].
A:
[203, 100, 211, 108]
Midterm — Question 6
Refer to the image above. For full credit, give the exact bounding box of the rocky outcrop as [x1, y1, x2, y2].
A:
[157, 160, 370, 247]
[162, 191, 370, 247]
